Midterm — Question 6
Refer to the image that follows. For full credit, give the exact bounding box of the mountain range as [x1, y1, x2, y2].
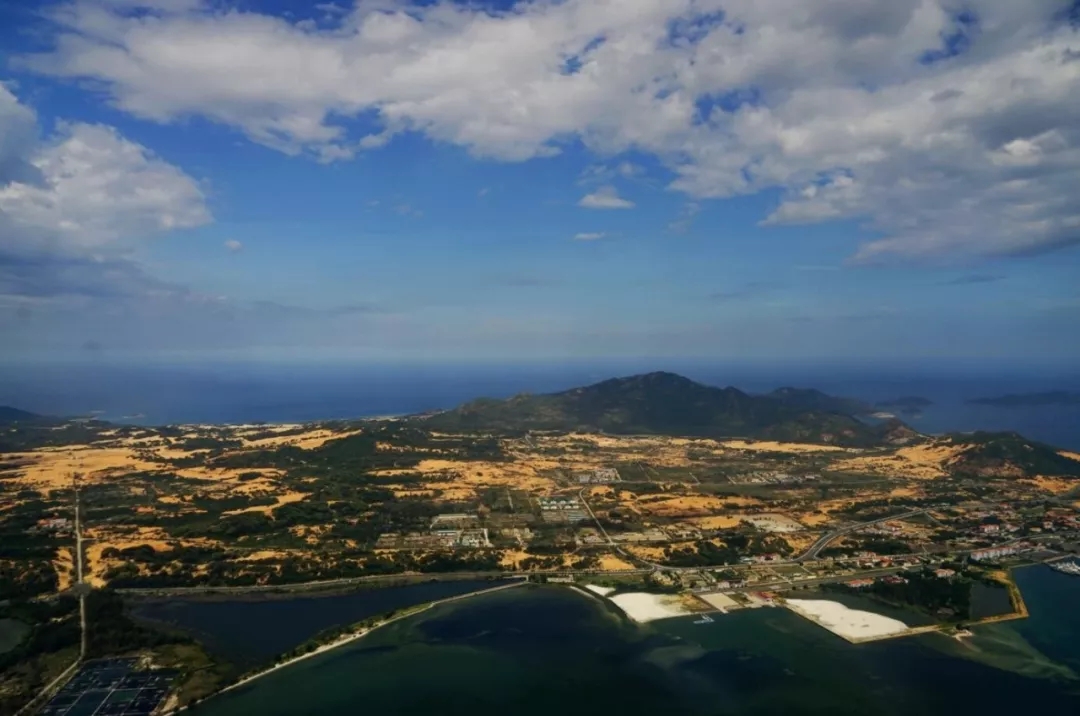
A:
[421, 371, 917, 447]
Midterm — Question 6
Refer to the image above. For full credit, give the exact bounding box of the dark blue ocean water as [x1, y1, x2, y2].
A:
[0, 360, 1077, 449]
[188, 569, 1080, 716]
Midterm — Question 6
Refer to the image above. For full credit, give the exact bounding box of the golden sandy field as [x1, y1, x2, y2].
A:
[793, 511, 831, 527]
[621, 545, 668, 561]
[78, 523, 226, 587]
[372, 459, 558, 495]
[223, 491, 308, 515]
[634, 494, 762, 517]
[718, 440, 850, 454]
[498, 550, 578, 570]
[8, 446, 162, 492]
[781, 533, 819, 553]
[53, 547, 74, 592]
[596, 554, 637, 571]
[685, 515, 745, 530]
[242, 428, 363, 449]
[831, 442, 967, 479]
[1024, 477, 1078, 495]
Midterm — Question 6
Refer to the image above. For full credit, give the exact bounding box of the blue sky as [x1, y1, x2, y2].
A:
[1, 0, 1079, 364]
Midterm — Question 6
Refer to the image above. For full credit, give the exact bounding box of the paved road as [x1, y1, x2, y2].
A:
[710, 565, 910, 594]
[19, 477, 89, 716]
[795, 509, 929, 562]
[73, 475, 87, 658]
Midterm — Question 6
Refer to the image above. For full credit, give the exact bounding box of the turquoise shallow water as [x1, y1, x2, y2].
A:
[187, 566, 1080, 716]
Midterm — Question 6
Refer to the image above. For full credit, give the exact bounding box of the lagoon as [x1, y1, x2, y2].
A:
[132, 579, 504, 668]
[186, 566, 1080, 716]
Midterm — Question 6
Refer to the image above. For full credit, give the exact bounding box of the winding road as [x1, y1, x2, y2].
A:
[794, 509, 930, 562]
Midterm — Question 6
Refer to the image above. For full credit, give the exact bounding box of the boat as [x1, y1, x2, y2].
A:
[1049, 560, 1080, 576]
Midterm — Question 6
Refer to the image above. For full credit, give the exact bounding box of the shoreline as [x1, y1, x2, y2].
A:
[164, 578, 526, 714]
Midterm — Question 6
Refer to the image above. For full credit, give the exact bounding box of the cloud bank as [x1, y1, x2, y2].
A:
[17, 0, 1080, 262]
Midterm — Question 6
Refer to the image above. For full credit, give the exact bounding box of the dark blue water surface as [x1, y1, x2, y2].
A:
[187, 569, 1080, 716]
[1, 360, 1077, 448]
[131, 580, 507, 668]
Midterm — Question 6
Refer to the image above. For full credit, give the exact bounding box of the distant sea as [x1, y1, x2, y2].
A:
[1, 360, 1078, 449]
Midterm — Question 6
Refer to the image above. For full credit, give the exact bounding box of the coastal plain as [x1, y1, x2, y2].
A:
[3, 373, 1080, 714]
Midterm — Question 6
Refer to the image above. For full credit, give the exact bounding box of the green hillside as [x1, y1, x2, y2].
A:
[948, 432, 1080, 478]
[421, 372, 916, 447]
[0, 406, 41, 424]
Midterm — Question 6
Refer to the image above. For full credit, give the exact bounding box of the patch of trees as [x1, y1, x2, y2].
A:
[84, 590, 189, 658]
[662, 531, 792, 567]
[0, 559, 59, 600]
[819, 536, 912, 558]
[177, 436, 243, 452]
[0, 420, 114, 453]
[827, 570, 972, 620]
[0, 597, 80, 714]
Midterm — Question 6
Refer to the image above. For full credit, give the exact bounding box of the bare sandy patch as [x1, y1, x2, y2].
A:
[1024, 477, 1077, 495]
[745, 513, 805, 533]
[719, 440, 848, 454]
[243, 428, 363, 450]
[54, 547, 74, 592]
[686, 515, 744, 530]
[224, 491, 307, 516]
[609, 592, 692, 622]
[401, 459, 559, 494]
[635, 494, 753, 517]
[622, 545, 672, 561]
[783, 533, 818, 552]
[236, 550, 295, 562]
[795, 512, 831, 527]
[596, 554, 637, 571]
[8, 446, 162, 492]
[832, 442, 965, 479]
[785, 599, 911, 641]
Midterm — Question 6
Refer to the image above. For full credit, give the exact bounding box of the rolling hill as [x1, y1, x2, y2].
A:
[421, 372, 918, 447]
[944, 432, 1080, 478]
[0, 406, 41, 424]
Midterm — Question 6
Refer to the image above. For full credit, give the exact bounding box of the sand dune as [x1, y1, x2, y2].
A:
[609, 592, 691, 622]
[785, 599, 910, 641]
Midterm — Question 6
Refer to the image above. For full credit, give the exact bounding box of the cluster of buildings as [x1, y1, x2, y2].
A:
[375, 512, 492, 550]
[574, 467, 621, 484]
[375, 527, 492, 550]
[728, 472, 819, 486]
[538, 496, 588, 523]
[31, 517, 72, 534]
[969, 544, 1025, 561]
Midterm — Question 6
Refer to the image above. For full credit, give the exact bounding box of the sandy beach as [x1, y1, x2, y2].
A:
[785, 599, 910, 641]
[609, 592, 691, 623]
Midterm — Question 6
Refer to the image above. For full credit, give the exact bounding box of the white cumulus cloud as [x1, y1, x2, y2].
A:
[16, 0, 1080, 261]
[573, 232, 606, 241]
[579, 186, 634, 210]
[0, 121, 210, 252]
[224, 239, 243, 252]
[0, 84, 211, 304]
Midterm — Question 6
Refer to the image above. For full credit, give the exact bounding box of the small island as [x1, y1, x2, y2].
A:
[969, 391, 1080, 408]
